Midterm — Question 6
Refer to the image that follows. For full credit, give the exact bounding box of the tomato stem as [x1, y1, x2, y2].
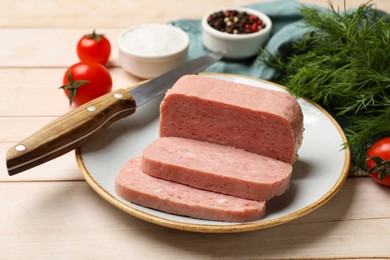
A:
[367, 156, 390, 180]
[86, 29, 103, 42]
[59, 70, 89, 106]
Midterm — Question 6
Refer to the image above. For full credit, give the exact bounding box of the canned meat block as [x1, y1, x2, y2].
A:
[160, 75, 304, 164]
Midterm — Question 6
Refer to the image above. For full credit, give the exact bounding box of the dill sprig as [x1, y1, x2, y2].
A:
[261, 1, 390, 167]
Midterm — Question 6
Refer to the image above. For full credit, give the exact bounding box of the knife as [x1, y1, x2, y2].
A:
[6, 51, 225, 176]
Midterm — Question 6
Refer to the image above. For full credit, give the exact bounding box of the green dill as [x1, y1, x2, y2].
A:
[261, 1, 390, 167]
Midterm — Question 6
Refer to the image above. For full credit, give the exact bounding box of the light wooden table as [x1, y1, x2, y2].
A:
[1, 0, 389, 259]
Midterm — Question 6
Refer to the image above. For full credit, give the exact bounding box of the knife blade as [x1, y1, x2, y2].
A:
[6, 51, 225, 176]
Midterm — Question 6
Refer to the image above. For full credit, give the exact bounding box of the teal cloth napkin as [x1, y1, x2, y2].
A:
[170, 0, 310, 80]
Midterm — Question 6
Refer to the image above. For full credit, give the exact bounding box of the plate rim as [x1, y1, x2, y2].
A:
[75, 72, 351, 233]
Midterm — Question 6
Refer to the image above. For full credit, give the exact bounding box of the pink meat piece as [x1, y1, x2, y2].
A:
[159, 75, 304, 164]
[115, 157, 266, 222]
[142, 137, 292, 201]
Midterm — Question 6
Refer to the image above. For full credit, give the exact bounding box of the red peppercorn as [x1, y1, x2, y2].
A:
[249, 15, 258, 21]
[257, 20, 263, 25]
[251, 23, 258, 32]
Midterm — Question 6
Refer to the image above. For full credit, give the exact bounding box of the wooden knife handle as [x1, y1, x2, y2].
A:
[6, 89, 136, 176]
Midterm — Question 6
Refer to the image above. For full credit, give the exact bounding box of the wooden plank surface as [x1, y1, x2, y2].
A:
[1, 0, 389, 29]
[1, 0, 390, 259]
[1, 178, 389, 259]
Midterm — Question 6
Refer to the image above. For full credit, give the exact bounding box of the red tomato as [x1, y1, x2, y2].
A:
[61, 61, 112, 106]
[366, 137, 390, 187]
[77, 30, 111, 65]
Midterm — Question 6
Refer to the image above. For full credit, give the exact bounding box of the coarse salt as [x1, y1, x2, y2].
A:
[120, 24, 188, 56]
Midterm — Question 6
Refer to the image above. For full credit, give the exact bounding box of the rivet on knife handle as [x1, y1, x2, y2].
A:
[6, 89, 136, 176]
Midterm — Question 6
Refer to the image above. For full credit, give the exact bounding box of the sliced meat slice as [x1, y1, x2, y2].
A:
[159, 75, 304, 164]
[116, 157, 266, 222]
[142, 137, 292, 201]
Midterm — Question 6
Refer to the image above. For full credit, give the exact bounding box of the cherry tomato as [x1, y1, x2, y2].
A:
[60, 61, 112, 107]
[366, 137, 390, 187]
[77, 30, 111, 65]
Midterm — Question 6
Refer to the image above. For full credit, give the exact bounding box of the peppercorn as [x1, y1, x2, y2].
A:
[207, 9, 266, 34]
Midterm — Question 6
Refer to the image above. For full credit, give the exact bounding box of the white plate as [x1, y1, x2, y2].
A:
[76, 73, 350, 233]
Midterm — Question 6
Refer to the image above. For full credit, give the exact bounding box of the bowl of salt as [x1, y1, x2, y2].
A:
[117, 23, 189, 79]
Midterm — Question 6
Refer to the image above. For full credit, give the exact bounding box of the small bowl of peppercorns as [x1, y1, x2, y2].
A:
[202, 8, 272, 59]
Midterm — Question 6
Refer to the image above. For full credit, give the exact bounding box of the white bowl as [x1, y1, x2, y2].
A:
[202, 8, 272, 59]
[117, 23, 189, 79]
